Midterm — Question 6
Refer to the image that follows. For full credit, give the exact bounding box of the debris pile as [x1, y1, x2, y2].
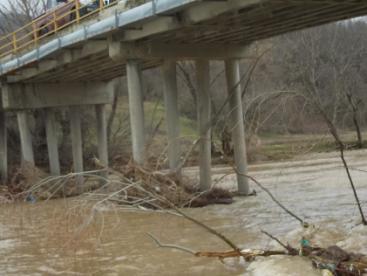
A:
[100, 162, 234, 208]
[0, 162, 46, 202]
[0, 160, 234, 208]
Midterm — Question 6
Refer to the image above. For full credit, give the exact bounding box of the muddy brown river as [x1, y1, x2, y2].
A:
[0, 150, 366, 275]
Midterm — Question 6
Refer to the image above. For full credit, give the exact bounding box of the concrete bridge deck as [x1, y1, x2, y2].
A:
[1, 0, 367, 194]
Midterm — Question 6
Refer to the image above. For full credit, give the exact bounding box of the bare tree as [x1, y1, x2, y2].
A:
[272, 22, 367, 146]
[271, 22, 367, 225]
[0, 0, 47, 34]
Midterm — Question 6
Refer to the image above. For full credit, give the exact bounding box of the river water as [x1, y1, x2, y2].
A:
[0, 150, 367, 275]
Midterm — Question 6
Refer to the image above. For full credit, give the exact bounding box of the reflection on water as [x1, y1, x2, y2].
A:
[0, 150, 367, 275]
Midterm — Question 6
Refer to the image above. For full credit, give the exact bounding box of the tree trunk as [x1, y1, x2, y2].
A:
[317, 105, 366, 225]
[346, 92, 363, 149]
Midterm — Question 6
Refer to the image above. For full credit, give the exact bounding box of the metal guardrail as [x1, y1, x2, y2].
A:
[0, 0, 198, 76]
[0, 0, 118, 59]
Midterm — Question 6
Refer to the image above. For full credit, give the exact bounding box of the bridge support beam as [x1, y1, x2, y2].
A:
[162, 60, 181, 173]
[126, 60, 145, 165]
[17, 111, 35, 167]
[45, 109, 61, 176]
[95, 104, 108, 177]
[196, 60, 212, 191]
[225, 59, 250, 195]
[2, 82, 114, 110]
[69, 106, 84, 187]
[0, 111, 7, 183]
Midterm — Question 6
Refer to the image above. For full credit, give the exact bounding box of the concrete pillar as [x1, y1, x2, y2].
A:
[95, 104, 108, 167]
[45, 109, 61, 176]
[69, 106, 84, 186]
[0, 111, 7, 183]
[196, 60, 212, 191]
[225, 59, 250, 195]
[126, 60, 145, 165]
[161, 60, 180, 172]
[17, 111, 35, 166]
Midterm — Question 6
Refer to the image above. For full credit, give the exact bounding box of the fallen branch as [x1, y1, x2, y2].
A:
[147, 232, 196, 255]
[196, 249, 287, 260]
[261, 230, 298, 255]
[147, 230, 367, 275]
[317, 107, 366, 225]
[233, 168, 309, 227]
[338, 146, 367, 225]
[147, 232, 288, 260]
[135, 181, 240, 252]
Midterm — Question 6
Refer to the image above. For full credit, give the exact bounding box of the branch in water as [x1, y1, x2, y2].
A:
[338, 146, 367, 225]
[261, 230, 289, 250]
[234, 169, 309, 227]
[147, 232, 288, 260]
[261, 230, 298, 255]
[147, 233, 197, 255]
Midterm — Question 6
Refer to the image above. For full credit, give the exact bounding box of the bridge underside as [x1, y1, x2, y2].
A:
[1, 0, 367, 193]
[3, 0, 367, 83]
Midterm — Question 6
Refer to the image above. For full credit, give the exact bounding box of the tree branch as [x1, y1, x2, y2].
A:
[234, 169, 309, 227]
[147, 233, 197, 255]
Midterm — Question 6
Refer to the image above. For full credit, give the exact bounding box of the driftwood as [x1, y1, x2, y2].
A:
[148, 232, 367, 276]
[196, 249, 287, 260]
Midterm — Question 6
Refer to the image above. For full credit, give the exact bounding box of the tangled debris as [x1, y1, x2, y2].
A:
[0, 161, 234, 208]
[149, 229, 367, 276]
[0, 163, 47, 202]
[103, 161, 234, 208]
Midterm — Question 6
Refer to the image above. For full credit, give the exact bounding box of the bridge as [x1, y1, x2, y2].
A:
[1, 0, 367, 194]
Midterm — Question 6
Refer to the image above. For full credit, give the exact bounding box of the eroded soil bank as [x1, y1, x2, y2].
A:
[0, 150, 366, 275]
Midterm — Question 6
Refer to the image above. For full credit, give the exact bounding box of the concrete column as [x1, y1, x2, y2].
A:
[69, 106, 84, 186]
[225, 59, 250, 195]
[45, 109, 61, 176]
[17, 111, 35, 166]
[95, 104, 108, 167]
[161, 60, 180, 172]
[0, 111, 7, 183]
[126, 60, 145, 165]
[196, 60, 212, 191]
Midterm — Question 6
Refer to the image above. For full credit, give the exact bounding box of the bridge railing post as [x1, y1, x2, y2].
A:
[75, 0, 81, 23]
